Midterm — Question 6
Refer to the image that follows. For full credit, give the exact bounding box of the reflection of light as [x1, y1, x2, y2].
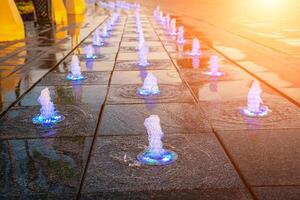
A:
[254, 0, 283, 9]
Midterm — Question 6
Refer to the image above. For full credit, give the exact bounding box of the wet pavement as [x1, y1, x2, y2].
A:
[1, 2, 300, 200]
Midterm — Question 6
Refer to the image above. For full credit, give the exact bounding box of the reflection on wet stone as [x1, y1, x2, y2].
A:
[115, 59, 175, 71]
[107, 84, 195, 104]
[0, 105, 99, 139]
[0, 137, 92, 199]
[38, 71, 110, 86]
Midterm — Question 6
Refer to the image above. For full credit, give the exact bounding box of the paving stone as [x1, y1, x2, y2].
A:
[111, 70, 182, 85]
[115, 59, 175, 71]
[0, 137, 91, 199]
[199, 97, 300, 131]
[252, 186, 300, 200]
[217, 129, 300, 186]
[0, 104, 100, 139]
[99, 103, 211, 136]
[119, 46, 165, 53]
[106, 84, 195, 104]
[37, 71, 111, 86]
[117, 52, 169, 61]
[18, 85, 107, 107]
[81, 189, 252, 200]
[81, 134, 250, 197]
[58, 59, 115, 72]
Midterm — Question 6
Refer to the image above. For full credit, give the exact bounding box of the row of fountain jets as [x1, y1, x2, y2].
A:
[32, 2, 270, 166]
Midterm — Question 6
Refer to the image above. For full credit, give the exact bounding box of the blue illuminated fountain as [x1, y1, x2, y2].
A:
[165, 14, 170, 32]
[137, 43, 149, 67]
[137, 115, 177, 165]
[93, 33, 104, 47]
[177, 26, 185, 44]
[32, 88, 64, 126]
[84, 45, 96, 59]
[203, 55, 224, 76]
[189, 38, 201, 56]
[170, 19, 177, 36]
[241, 81, 270, 117]
[136, 30, 145, 51]
[138, 72, 160, 95]
[101, 26, 109, 38]
[66, 55, 86, 81]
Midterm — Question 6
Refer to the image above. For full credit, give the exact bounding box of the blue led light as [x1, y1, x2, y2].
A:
[202, 71, 224, 77]
[66, 73, 86, 81]
[189, 52, 202, 56]
[241, 106, 270, 117]
[137, 149, 177, 165]
[32, 113, 65, 126]
[138, 88, 160, 96]
[137, 62, 149, 67]
[85, 54, 97, 59]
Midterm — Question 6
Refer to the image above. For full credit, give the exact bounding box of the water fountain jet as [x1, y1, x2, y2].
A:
[84, 45, 96, 59]
[137, 44, 149, 67]
[137, 115, 177, 165]
[138, 72, 160, 95]
[177, 26, 185, 44]
[32, 88, 64, 126]
[66, 55, 86, 81]
[170, 19, 177, 36]
[189, 38, 201, 56]
[241, 81, 270, 117]
[203, 55, 224, 76]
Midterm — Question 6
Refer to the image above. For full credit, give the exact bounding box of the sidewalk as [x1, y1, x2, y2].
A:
[0, 3, 300, 200]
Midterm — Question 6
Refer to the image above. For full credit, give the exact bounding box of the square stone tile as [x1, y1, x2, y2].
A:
[217, 129, 300, 186]
[81, 188, 251, 200]
[0, 137, 91, 198]
[117, 52, 169, 61]
[0, 104, 100, 139]
[199, 96, 300, 131]
[18, 85, 107, 107]
[38, 71, 111, 86]
[191, 80, 276, 102]
[106, 84, 195, 104]
[119, 46, 165, 53]
[252, 186, 300, 200]
[122, 36, 159, 42]
[99, 103, 211, 136]
[58, 58, 115, 72]
[115, 59, 175, 71]
[179, 63, 253, 86]
[121, 41, 162, 47]
[81, 134, 249, 196]
[77, 51, 116, 61]
[111, 70, 182, 85]
[78, 46, 119, 54]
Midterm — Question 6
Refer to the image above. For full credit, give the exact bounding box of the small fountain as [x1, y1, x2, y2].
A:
[170, 19, 177, 36]
[32, 88, 64, 126]
[153, 6, 160, 18]
[203, 55, 224, 76]
[159, 11, 164, 23]
[93, 33, 104, 47]
[138, 72, 160, 95]
[137, 44, 149, 67]
[101, 26, 109, 38]
[189, 38, 201, 56]
[165, 14, 170, 32]
[66, 55, 86, 81]
[177, 26, 185, 44]
[241, 81, 270, 117]
[192, 56, 200, 69]
[136, 31, 145, 50]
[137, 115, 177, 165]
[107, 21, 113, 31]
[84, 45, 96, 59]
